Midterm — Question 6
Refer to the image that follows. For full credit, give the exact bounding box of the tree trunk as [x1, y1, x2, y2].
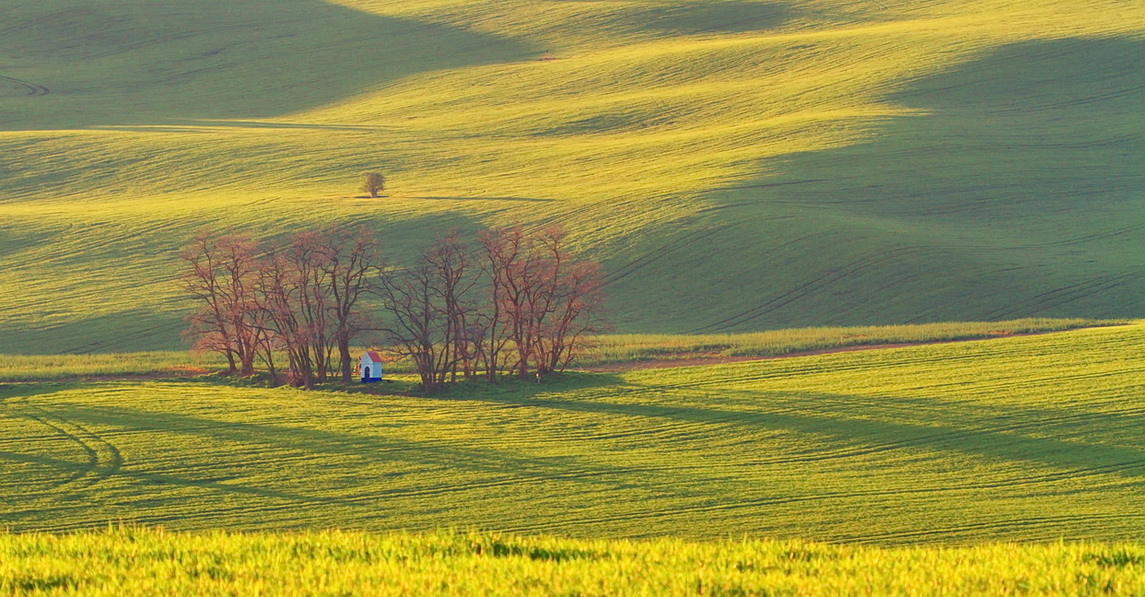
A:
[224, 352, 237, 375]
[338, 338, 353, 383]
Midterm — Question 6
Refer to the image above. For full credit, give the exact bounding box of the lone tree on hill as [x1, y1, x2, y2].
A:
[360, 172, 386, 198]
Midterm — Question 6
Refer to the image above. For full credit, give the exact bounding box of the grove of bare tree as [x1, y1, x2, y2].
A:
[181, 227, 381, 388]
[181, 224, 605, 392]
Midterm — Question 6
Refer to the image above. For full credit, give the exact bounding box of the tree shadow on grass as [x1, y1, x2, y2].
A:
[5, 373, 1140, 534]
[452, 382, 1145, 482]
[3, 373, 649, 496]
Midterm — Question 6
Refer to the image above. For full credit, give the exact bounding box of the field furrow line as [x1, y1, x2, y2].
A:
[688, 246, 921, 333]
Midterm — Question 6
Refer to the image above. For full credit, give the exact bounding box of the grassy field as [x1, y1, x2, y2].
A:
[0, 351, 224, 382]
[3, 528, 1144, 596]
[0, 318, 1108, 380]
[2, 0, 1144, 353]
[589, 317, 1111, 363]
[2, 323, 1142, 544]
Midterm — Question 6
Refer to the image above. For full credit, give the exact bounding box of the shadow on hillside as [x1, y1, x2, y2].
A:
[605, 36, 1145, 333]
[0, 309, 187, 355]
[622, 1, 791, 35]
[402, 195, 556, 203]
[0, 1, 532, 128]
[528, 0, 792, 40]
[731, 37, 1145, 217]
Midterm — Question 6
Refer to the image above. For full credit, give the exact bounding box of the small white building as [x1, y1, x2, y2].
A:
[360, 350, 384, 383]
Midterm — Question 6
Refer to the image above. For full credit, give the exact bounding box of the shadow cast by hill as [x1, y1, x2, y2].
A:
[614, 36, 1145, 333]
[543, 0, 792, 35]
[0, 0, 533, 128]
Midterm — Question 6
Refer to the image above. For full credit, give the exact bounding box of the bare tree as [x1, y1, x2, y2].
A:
[289, 231, 338, 386]
[257, 251, 316, 388]
[182, 224, 604, 390]
[424, 230, 480, 383]
[180, 231, 265, 376]
[533, 232, 608, 374]
[360, 172, 386, 198]
[321, 227, 383, 383]
[478, 226, 530, 380]
[477, 225, 607, 379]
[376, 258, 447, 392]
[376, 233, 479, 392]
[250, 232, 340, 388]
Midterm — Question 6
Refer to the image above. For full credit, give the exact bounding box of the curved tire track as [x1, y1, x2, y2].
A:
[4, 395, 123, 491]
[0, 75, 49, 96]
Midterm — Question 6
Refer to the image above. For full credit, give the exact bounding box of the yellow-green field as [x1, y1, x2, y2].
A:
[5, 1, 1145, 589]
[3, 323, 1142, 543]
[2, 0, 1144, 352]
[3, 529, 1144, 596]
[0, 318, 1104, 380]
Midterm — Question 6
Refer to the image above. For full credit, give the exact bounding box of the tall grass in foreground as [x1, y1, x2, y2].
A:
[1, 529, 1142, 596]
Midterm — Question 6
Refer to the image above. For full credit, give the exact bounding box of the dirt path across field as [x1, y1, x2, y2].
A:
[578, 332, 1056, 373]
[1, 328, 1108, 384]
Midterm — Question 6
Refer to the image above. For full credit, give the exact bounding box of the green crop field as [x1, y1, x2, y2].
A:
[3, 322, 1144, 591]
[0, 318, 1102, 381]
[2, 0, 1144, 353]
[3, 324, 1142, 543]
[4, 0, 1145, 590]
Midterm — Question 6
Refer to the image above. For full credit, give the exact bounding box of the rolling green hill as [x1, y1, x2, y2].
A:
[2, 0, 1144, 352]
[2, 324, 1143, 543]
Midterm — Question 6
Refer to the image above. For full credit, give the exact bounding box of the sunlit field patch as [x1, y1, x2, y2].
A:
[2, 528, 1143, 596]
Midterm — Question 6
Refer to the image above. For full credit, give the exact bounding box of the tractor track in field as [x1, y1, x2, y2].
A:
[2, 398, 123, 491]
[652, 332, 972, 374]
[577, 385, 1145, 472]
[989, 83, 1145, 115]
[735, 404, 1145, 469]
[0, 75, 49, 96]
[688, 246, 923, 333]
[573, 343, 1145, 473]
[938, 222, 1145, 252]
[603, 222, 742, 287]
[981, 270, 1145, 321]
[846, 512, 1145, 544]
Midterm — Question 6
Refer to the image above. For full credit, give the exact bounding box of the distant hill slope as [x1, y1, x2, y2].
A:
[1, 0, 1143, 352]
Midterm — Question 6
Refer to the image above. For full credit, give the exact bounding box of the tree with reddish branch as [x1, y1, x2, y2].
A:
[319, 227, 382, 383]
[179, 231, 266, 376]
